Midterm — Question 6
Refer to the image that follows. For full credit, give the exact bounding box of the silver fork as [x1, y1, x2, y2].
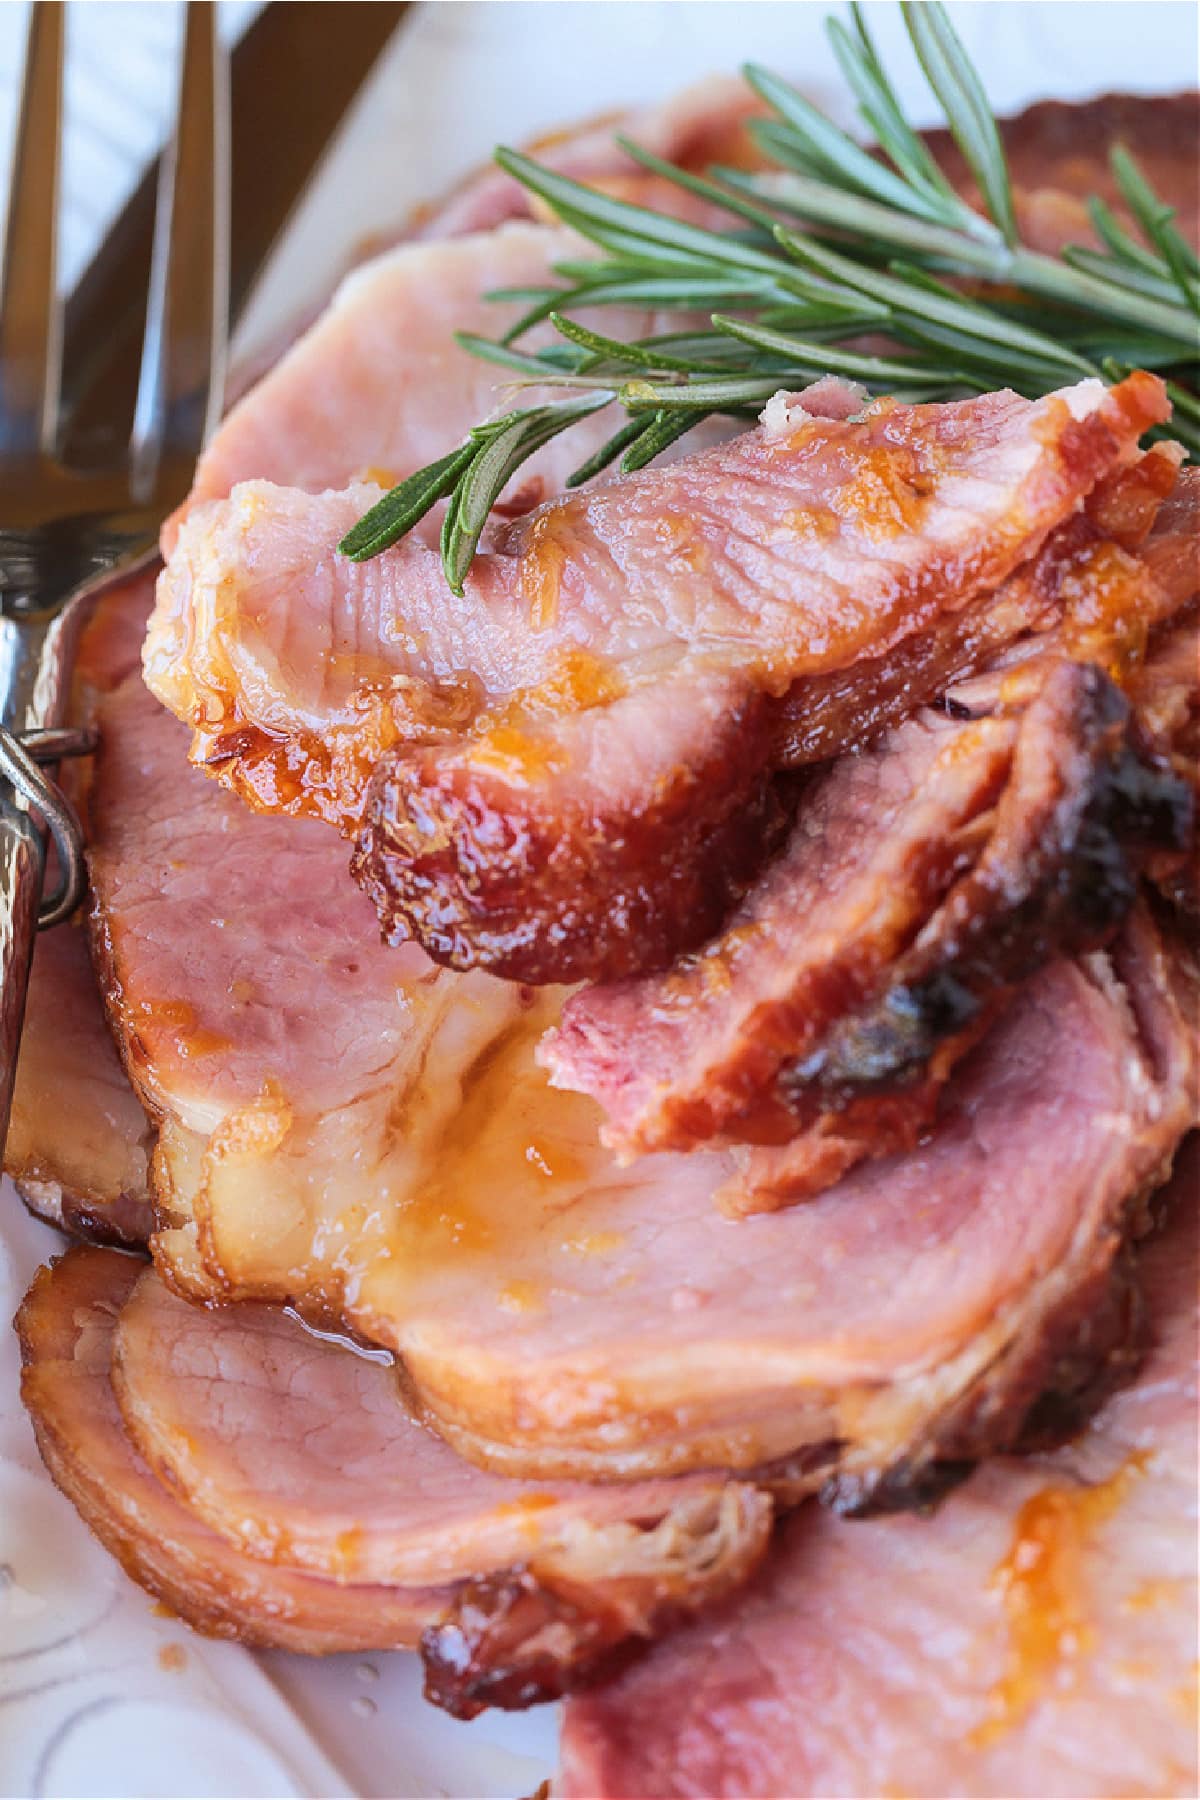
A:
[0, 0, 228, 1147]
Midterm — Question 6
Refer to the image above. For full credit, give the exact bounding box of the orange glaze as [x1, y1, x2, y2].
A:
[495, 1491, 560, 1516]
[468, 725, 567, 781]
[387, 992, 604, 1279]
[135, 998, 233, 1062]
[832, 436, 943, 540]
[521, 510, 572, 628]
[1086, 441, 1182, 549]
[1060, 539, 1152, 681]
[199, 664, 488, 828]
[468, 649, 626, 782]
[498, 1280, 544, 1315]
[653, 512, 709, 573]
[971, 1454, 1149, 1747]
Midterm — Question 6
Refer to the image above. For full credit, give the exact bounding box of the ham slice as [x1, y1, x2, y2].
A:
[110, 1264, 765, 1594]
[88, 607, 1200, 1490]
[559, 1143, 1200, 1798]
[82, 549, 1198, 1492]
[174, 221, 618, 541]
[7, 923, 152, 1245]
[385, 916, 1197, 1492]
[924, 90, 1199, 257]
[16, 1247, 439, 1655]
[18, 1245, 769, 1713]
[544, 659, 1191, 1175]
[146, 374, 1168, 982]
[545, 463, 1198, 1184]
[415, 75, 764, 241]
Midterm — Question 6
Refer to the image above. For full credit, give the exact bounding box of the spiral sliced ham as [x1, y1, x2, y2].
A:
[559, 1145, 1200, 1798]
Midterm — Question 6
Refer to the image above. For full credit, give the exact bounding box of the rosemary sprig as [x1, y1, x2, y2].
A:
[339, 0, 1200, 580]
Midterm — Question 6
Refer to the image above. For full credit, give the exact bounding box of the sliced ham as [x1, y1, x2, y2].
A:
[545, 464, 1198, 1178]
[544, 659, 1190, 1173]
[174, 221, 615, 540]
[414, 75, 764, 241]
[16, 1246, 439, 1655]
[110, 1263, 765, 1595]
[83, 550, 1199, 1491]
[559, 1143, 1200, 1798]
[384, 917, 1197, 1490]
[7, 572, 163, 1247]
[146, 373, 1168, 982]
[7, 922, 152, 1245]
[18, 1245, 770, 1713]
[924, 90, 1199, 256]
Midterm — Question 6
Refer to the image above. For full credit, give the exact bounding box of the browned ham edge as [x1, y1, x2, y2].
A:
[543, 463, 1199, 1184]
[544, 663, 1192, 1182]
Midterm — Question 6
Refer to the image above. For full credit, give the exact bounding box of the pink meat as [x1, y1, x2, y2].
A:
[559, 1143, 1200, 1799]
[112, 1263, 761, 1590]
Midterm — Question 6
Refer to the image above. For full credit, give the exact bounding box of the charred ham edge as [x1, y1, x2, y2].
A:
[146, 374, 1168, 985]
[544, 662, 1192, 1187]
[18, 1246, 771, 1710]
[770, 665, 1192, 1150]
[422, 1487, 769, 1720]
[353, 672, 789, 983]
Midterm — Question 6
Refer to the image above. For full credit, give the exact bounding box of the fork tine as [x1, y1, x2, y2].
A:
[131, 0, 229, 503]
[0, 1, 64, 457]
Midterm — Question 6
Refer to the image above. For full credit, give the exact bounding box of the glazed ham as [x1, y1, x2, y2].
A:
[145, 373, 1168, 981]
[544, 660, 1190, 1177]
[546, 463, 1198, 1179]
[385, 917, 1196, 1491]
[19, 1248, 769, 1712]
[72, 558, 1196, 1492]
[559, 1146, 1200, 1798]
